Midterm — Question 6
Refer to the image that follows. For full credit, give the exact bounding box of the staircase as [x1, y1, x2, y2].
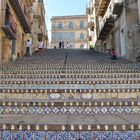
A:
[0, 49, 140, 139]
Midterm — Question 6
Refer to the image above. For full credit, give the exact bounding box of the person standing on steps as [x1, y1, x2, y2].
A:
[59, 41, 62, 49]
[26, 39, 31, 57]
[66, 42, 69, 49]
[38, 39, 43, 52]
[111, 48, 117, 60]
[62, 41, 64, 49]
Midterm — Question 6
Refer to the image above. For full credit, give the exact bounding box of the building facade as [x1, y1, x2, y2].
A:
[86, 0, 97, 49]
[32, 0, 48, 52]
[0, 0, 48, 62]
[51, 15, 88, 49]
[87, 0, 140, 61]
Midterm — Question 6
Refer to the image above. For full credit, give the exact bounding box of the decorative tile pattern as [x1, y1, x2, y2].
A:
[0, 92, 140, 100]
[57, 131, 68, 140]
[34, 131, 45, 140]
[91, 131, 102, 139]
[2, 131, 12, 140]
[47, 131, 56, 140]
[1, 131, 140, 140]
[69, 131, 77, 140]
[24, 131, 34, 140]
[102, 131, 113, 139]
[1, 83, 140, 90]
[80, 131, 91, 140]
[12, 131, 23, 140]
[0, 106, 140, 115]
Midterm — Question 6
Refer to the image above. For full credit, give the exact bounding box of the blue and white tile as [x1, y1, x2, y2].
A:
[69, 131, 78, 140]
[80, 131, 91, 140]
[2, 131, 11, 140]
[57, 131, 68, 140]
[46, 131, 56, 140]
[23, 131, 34, 140]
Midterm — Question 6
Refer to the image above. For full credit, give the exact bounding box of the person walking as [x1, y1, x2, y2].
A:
[26, 39, 31, 57]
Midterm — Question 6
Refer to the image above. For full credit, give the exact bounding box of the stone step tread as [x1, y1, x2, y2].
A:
[0, 114, 140, 126]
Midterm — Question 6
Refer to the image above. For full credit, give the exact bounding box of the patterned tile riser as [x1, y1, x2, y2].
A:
[0, 92, 140, 100]
[0, 106, 140, 115]
[0, 130, 140, 140]
[1, 84, 140, 90]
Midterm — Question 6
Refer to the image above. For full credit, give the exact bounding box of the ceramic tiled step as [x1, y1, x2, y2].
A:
[0, 49, 140, 121]
[1, 70, 140, 74]
[0, 49, 140, 98]
[0, 89, 140, 94]
[1, 73, 140, 78]
[1, 80, 140, 84]
[0, 99, 140, 115]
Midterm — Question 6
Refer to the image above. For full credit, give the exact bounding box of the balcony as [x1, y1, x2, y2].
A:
[9, 0, 32, 33]
[113, 0, 123, 17]
[1, 9, 17, 40]
[98, 15, 115, 40]
[96, 0, 111, 17]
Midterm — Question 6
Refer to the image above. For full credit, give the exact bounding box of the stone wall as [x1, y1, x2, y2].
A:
[125, 1, 140, 61]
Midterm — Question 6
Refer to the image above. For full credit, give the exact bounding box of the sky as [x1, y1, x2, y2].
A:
[44, 0, 87, 42]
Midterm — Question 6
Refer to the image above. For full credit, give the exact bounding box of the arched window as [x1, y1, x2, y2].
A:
[68, 22, 73, 29]
[80, 21, 84, 29]
[80, 33, 84, 40]
[58, 23, 63, 29]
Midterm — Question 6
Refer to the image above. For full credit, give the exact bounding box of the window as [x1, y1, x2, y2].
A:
[58, 23, 63, 29]
[80, 33, 84, 40]
[80, 21, 84, 29]
[68, 22, 73, 29]
[38, 0, 43, 2]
